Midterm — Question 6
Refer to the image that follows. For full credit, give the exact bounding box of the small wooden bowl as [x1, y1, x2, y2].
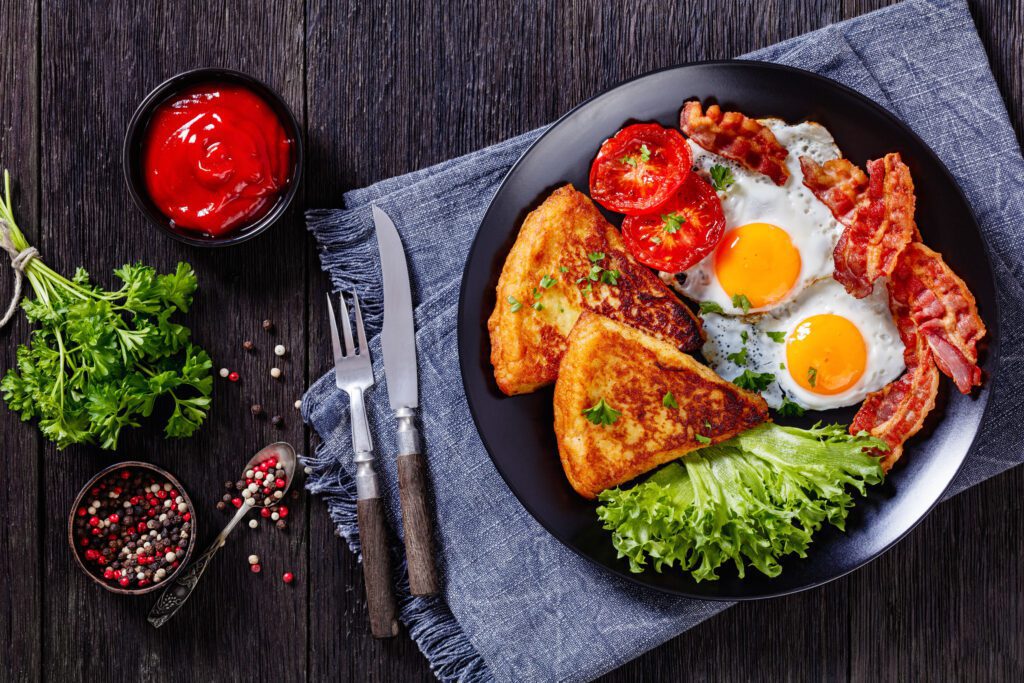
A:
[68, 461, 198, 595]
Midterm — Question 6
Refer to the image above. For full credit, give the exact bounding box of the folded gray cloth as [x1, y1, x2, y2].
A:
[301, 1, 1024, 680]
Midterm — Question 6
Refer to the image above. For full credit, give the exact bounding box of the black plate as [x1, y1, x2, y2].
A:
[457, 61, 999, 600]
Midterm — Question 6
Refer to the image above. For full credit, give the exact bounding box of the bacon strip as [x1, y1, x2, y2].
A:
[679, 101, 790, 185]
[801, 153, 917, 298]
[889, 242, 986, 394]
[851, 305, 940, 471]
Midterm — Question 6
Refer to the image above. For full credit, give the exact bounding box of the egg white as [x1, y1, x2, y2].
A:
[701, 279, 906, 411]
[672, 119, 846, 315]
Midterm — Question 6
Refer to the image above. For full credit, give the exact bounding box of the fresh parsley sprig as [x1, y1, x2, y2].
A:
[0, 171, 213, 450]
[582, 397, 621, 426]
[709, 164, 735, 191]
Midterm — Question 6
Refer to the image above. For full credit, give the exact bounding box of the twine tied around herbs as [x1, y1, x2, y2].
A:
[0, 218, 38, 328]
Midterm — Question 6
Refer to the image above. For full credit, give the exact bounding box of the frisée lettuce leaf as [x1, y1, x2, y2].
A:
[595, 423, 886, 582]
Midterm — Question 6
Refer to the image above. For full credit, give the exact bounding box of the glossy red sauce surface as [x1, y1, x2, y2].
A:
[142, 82, 293, 237]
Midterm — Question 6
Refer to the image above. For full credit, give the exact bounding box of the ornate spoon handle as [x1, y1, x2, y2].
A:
[148, 503, 249, 628]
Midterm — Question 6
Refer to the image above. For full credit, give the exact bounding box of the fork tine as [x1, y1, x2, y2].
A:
[352, 292, 369, 356]
[326, 293, 344, 364]
[338, 292, 355, 356]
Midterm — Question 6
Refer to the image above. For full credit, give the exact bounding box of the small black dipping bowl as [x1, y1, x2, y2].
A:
[123, 68, 303, 247]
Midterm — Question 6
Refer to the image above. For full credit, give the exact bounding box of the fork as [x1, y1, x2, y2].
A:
[326, 291, 398, 639]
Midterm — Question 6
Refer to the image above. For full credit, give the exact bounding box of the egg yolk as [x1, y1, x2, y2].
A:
[786, 314, 867, 395]
[714, 223, 801, 309]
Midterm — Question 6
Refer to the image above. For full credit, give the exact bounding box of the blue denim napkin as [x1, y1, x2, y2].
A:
[302, 1, 1024, 680]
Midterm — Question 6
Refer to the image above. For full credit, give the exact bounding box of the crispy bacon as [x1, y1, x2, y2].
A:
[851, 306, 940, 471]
[801, 153, 917, 298]
[679, 101, 790, 185]
[889, 242, 986, 394]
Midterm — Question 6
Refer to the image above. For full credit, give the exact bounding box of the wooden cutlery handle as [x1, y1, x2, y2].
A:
[356, 496, 399, 638]
[397, 452, 440, 596]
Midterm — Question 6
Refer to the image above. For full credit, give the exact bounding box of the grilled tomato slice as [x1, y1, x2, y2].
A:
[589, 123, 691, 214]
[621, 173, 725, 272]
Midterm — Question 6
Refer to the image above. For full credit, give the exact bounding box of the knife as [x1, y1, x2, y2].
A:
[373, 205, 440, 597]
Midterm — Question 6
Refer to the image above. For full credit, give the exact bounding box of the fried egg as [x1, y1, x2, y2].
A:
[702, 279, 905, 411]
[673, 119, 846, 314]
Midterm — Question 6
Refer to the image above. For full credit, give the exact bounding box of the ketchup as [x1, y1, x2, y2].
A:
[141, 83, 293, 237]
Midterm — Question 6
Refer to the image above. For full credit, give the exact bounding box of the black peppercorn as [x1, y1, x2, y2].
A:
[250, 404, 263, 417]
[224, 480, 235, 490]
[216, 501, 226, 511]
[271, 415, 283, 428]
[276, 519, 287, 530]
[243, 340, 255, 351]
[262, 319, 274, 332]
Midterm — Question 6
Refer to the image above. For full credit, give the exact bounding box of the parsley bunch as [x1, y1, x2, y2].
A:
[0, 172, 213, 449]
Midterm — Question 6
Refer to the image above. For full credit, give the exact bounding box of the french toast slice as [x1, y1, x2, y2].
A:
[554, 312, 769, 499]
[488, 185, 703, 395]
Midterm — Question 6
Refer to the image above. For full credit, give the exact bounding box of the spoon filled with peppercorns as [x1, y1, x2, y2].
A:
[147, 442, 296, 628]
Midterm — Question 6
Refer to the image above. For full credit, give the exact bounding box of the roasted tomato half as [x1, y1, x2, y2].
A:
[621, 173, 726, 272]
[589, 123, 691, 215]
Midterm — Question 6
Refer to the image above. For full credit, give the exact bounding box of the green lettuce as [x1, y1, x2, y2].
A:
[595, 423, 886, 582]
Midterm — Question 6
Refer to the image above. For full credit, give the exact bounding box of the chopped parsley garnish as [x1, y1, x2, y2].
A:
[727, 348, 748, 366]
[699, 301, 724, 315]
[582, 397, 621, 426]
[620, 155, 637, 168]
[581, 282, 593, 296]
[650, 236, 662, 244]
[732, 293, 752, 314]
[540, 274, 557, 289]
[777, 397, 806, 417]
[779, 362, 786, 370]
[507, 295, 522, 312]
[533, 287, 541, 300]
[584, 252, 619, 287]
[661, 212, 686, 234]
[695, 434, 712, 445]
[807, 367, 818, 388]
[733, 370, 775, 392]
[663, 391, 678, 409]
[740, 330, 749, 343]
[532, 302, 544, 311]
[709, 164, 735, 191]
[559, 265, 569, 273]
[704, 419, 712, 430]
[639, 144, 651, 162]
[766, 331, 787, 343]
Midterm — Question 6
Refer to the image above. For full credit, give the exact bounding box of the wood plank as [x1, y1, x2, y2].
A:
[0, 0, 41, 681]
[36, 1, 308, 680]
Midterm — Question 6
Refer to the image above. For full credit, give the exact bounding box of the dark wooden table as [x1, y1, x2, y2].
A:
[1, 1, 1021, 680]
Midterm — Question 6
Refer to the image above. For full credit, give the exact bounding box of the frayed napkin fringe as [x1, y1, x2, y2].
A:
[307, 208, 385, 335]
[302, 442, 492, 683]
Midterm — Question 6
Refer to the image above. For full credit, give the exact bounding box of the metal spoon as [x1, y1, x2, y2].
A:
[147, 442, 297, 628]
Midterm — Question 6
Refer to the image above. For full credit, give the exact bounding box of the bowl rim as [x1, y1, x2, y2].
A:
[122, 66, 304, 248]
[67, 460, 198, 595]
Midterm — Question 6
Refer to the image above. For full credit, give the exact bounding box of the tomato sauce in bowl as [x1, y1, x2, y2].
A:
[124, 69, 302, 246]
[142, 83, 293, 236]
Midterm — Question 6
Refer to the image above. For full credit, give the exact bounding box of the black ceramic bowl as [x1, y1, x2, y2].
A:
[68, 461, 197, 595]
[123, 68, 303, 247]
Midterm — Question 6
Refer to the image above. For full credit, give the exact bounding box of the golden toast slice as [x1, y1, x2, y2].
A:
[554, 312, 769, 499]
[488, 185, 703, 395]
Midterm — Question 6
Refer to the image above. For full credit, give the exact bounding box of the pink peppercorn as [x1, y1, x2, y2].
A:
[228, 371, 240, 382]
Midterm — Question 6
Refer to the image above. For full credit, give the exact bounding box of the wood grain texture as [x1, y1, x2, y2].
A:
[0, 0, 1020, 681]
[397, 452, 440, 596]
[356, 496, 400, 638]
[0, 1, 40, 681]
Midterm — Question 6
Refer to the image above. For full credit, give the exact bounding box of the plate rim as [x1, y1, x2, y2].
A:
[457, 59, 1002, 601]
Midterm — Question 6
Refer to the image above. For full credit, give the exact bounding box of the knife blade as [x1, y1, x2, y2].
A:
[373, 205, 440, 596]
[372, 205, 418, 410]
